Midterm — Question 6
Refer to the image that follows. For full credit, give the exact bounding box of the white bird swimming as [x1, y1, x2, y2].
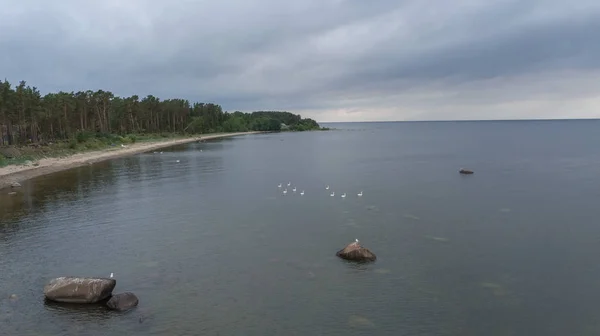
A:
[287, 182, 291, 186]
[292, 187, 297, 192]
[330, 191, 335, 197]
[326, 185, 330, 190]
[341, 193, 346, 198]
[357, 191, 363, 196]
[176, 160, 180, 163]
[278, 183, 282, 188]
[283, 189, 288, 194]
[300, 190, 304, 195]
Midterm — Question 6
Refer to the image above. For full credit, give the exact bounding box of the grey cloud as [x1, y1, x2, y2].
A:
[1, 0, 599, 120]
[353, 14, 600, 84]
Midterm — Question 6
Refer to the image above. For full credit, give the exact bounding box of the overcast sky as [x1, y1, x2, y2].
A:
[1, 0, 600, 122]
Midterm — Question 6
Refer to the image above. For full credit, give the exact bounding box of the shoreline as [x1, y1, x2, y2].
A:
[0, 131, 261, 190]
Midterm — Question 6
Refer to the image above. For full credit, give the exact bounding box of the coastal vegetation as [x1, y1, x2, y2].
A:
[0, 79, 326, 166]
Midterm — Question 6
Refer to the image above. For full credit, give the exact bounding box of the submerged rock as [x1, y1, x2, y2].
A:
[425, 235, 449, 242]
[10, 182, 21, 188]
[106, 292, 139, 311]
[43, 277, 116, 303]
[348, 315, 375, 328]
[459, 168, 474, 175]
[403, 214, 420, 221]
[336, 241, 377, 262]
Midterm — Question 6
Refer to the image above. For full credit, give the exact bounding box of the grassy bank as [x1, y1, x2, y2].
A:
[0, 132, 201, 168]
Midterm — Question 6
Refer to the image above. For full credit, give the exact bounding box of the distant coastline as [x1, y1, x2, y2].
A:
[0, 132, 259, 190]
[0, 79, 329, 190]
[319, 118, 600, 124]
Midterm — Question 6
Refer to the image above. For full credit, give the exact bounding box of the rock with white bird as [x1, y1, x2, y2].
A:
[335, 239, 377, 262]
[43, 275, 116, 303]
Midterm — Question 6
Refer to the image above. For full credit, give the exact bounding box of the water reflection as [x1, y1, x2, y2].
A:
[43, 300, 115, 321]
[0, 142, 224, 228]
[0, 160, 119, 224]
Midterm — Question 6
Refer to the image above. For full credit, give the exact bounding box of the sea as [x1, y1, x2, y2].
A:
[1, 120, 600, 335]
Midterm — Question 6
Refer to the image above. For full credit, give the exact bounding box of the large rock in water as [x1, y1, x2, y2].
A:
[336, 241, 377, 262]
[43, 277, 116, 303]
[106, 292, 139, 311]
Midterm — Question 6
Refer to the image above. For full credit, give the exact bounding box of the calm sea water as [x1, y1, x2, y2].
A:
[2, 120, 600, 335]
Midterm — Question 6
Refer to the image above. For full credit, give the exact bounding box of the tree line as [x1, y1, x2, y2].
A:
[0, 79, 325, 146]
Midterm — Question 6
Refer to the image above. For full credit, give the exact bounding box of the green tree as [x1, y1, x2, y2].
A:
[0, 78, 325, 146]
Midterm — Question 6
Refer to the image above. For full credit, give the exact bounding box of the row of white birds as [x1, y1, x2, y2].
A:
[277, 182, 364, 198]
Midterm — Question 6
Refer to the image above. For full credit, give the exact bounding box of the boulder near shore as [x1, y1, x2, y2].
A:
[43, 277, 116, 303]
[336, 240, 377, 262]
[106, 292, 139, 311]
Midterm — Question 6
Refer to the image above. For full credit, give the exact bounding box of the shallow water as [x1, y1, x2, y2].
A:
[2, 120, 600, 335]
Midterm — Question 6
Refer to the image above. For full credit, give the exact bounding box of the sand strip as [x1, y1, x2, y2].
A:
[0, 131, 260, 190]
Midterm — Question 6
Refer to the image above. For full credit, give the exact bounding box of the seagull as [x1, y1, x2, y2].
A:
[300, 190, 304, 195]
[357, 191, 363, 197]
[355, 239, 359, 245]
[278, 183, 282, 188]
[176, 160, 180, 163]
[283, 189, 288, 195]
[326, 185, 330, 190]
[110, 272, 114, 278]
[330, 192, 335, 197]
[287, 182, 291, 186]
[292, 187, 297, 192]
[341, 193, 346, 198]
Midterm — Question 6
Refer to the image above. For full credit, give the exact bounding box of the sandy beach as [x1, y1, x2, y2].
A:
[0, 131, 260, 190]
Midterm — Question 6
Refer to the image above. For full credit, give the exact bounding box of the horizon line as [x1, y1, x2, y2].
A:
[318, 117, 600, 123]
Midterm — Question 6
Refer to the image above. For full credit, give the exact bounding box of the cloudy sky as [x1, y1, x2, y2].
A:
[1, 0, 600, 122]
